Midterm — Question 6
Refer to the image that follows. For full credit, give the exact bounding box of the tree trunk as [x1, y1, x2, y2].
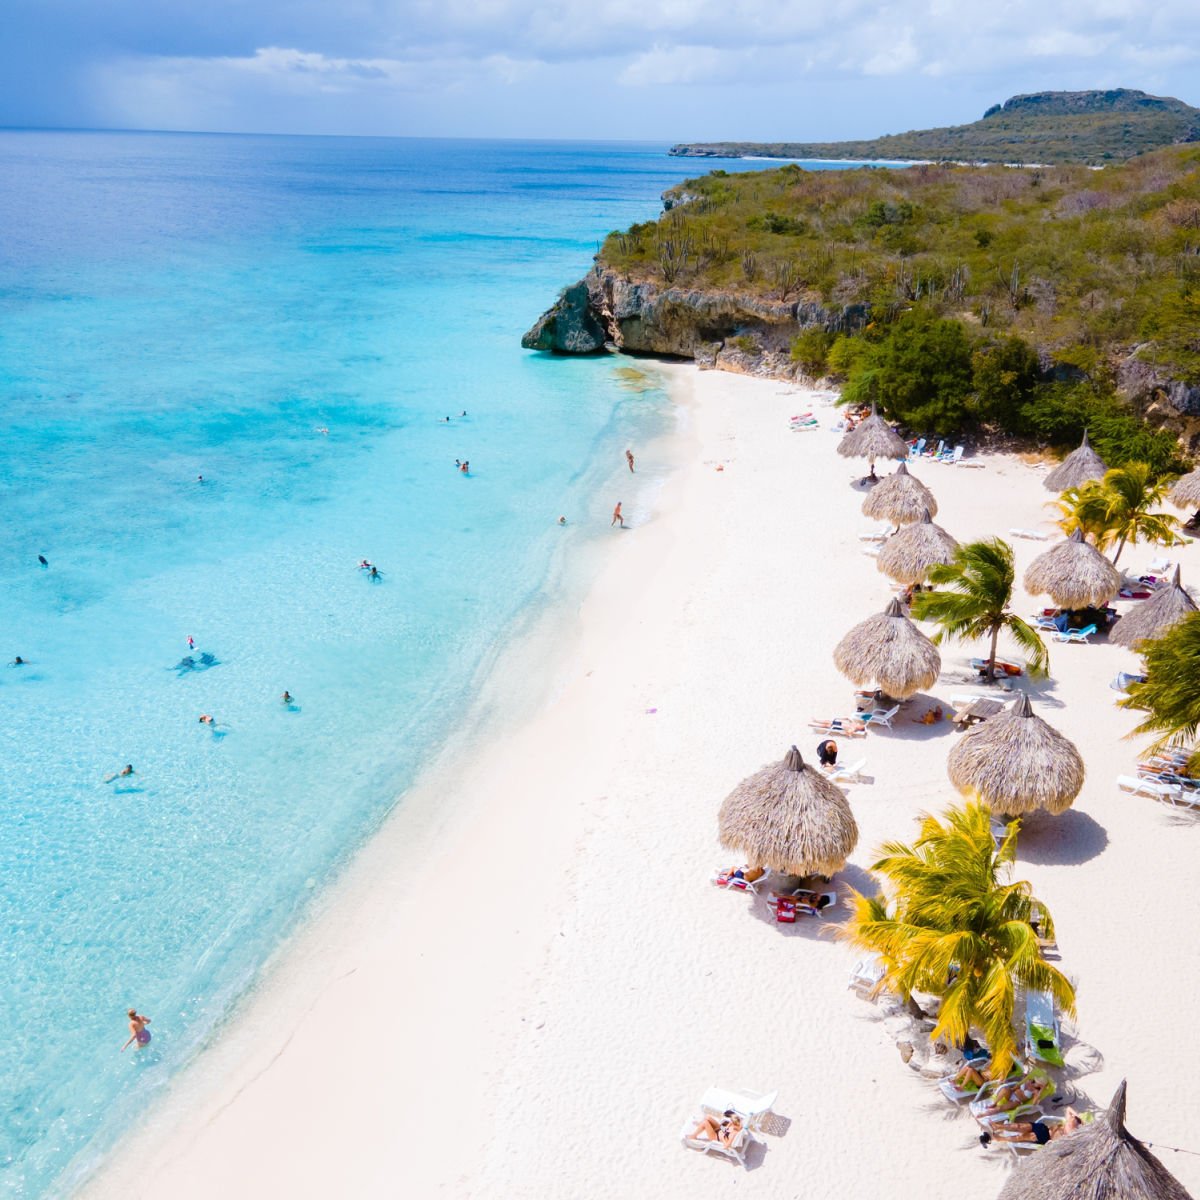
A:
[987, 622, 1001, 679]
[1111, 533, 1128, 565]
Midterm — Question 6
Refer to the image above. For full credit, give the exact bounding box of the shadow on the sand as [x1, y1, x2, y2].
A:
[1013, 808, 1108, 866]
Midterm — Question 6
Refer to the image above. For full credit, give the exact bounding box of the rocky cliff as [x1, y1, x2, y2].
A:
[522, 266, 867, 381]
[522, 269, 1200, 439]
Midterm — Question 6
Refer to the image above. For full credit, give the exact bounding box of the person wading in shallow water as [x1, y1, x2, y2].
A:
[612, 502, 624, 528]
[625, 448, 635, 473]
[121, 1009, 152, 1051]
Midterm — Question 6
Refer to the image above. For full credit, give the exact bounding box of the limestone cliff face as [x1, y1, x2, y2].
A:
[523, 269, 1200, 444]
[522, 266, 864, 383]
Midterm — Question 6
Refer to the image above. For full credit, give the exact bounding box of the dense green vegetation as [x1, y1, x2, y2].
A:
[670, 89, 1200, 166]
[601, 144, 1200, 465]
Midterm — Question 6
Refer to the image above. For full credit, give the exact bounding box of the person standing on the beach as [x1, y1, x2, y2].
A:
[612, 502, 623, 527]
[121, 1009, 152, 1051]
[626, 449, 635, 473]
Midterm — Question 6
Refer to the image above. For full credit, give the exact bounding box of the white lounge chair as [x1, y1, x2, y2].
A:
[865, 703, 900, 728]
[938, 1061, 994, 1103]
[859, 523, 892, 542]
[828, 758, 867, 784]
[1024, 991, 1064, 1068]
[848, 956, 886, 999]
[680, 1086, 776, 1165]
[1053, 623, 1097, 643]
[1117, 774, 1182, 802]
[1143, 557, 1174, 576]
[860, 544, 881, 557]
[939, 445, 964, 465]
[1009, 528, 1051, 540]
[808, 716, 868, 738]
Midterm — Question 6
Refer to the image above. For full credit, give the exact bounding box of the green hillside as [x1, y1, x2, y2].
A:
[669, 90, 1200, 166]
[597, 145, 1200, 457]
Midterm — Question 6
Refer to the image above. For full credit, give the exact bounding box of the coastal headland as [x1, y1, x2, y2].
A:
[80, 365, 1200, 1198]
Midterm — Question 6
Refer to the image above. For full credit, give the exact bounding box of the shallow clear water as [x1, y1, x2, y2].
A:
[0, 132, 854, 1196]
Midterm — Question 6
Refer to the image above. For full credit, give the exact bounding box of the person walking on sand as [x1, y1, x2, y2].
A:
[612, 502, 624, 527]
[625, 448, 635, 473]
[121, 1009, 152, 1051]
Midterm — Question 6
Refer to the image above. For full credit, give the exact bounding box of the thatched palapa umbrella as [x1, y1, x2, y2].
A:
[836, 403, 908, 468]
[997, 1080, 1193, 1200]
[1111, 566, 1198, 649]
[834, 598, 941, 700]
[861, 461, 938, 525]
[718, 746, 858, 877]
[947, 693, 1084, 815]
[877, 510, 960, 586]
[1024, 528, 1120, 609]
[1169, 466, 1200, 525]
[1044, 429, 1108, 492]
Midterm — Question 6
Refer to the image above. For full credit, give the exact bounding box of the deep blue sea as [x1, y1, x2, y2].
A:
[0, 132, 864, 1196]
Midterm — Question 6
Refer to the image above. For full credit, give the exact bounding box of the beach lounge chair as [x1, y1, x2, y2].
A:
[848, 955, 886, 999]
[864, 704, 900, 728]
[859, 523, 892, 542]
[971, 657, 1024, 675]
[939, 445, 964, 465]
[1033, 613, 1067, 632]
[1117, 774, 1183, 802]
[807, 716, 868, 738]
[1053, 623, 1097, 644]
[773, 890, 838, 922]
[1009, 528, 1051, 540]
[1024, 992, 1065, 1068]
[1109, 671, 1147, 698]
[924, 439, 944, 458]
[938, 1061, 995, 1103]
[1143, 557, 1174, 576]
[827, 758, 867, 784]
[970, 1071, 1054, 1122]
[679, 1110, 757, 1166]
[860, 544, 881, 557]
[712, 867, 768, 894]
[908, 438, 926, 459]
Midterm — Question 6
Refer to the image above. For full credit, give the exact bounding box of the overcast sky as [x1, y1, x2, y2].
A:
[3, 0, 1198, 140]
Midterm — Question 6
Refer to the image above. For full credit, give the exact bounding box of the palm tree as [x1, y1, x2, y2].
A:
[1121, 611, 1200, 768]
[1055, 463, 1179, 565]
[911, 538, 1048, 680]
[839, 801, 1076, 1075]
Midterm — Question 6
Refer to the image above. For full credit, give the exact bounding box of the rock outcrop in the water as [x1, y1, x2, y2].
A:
[522, 266, 865, 382]
[520, 280, 608, 353]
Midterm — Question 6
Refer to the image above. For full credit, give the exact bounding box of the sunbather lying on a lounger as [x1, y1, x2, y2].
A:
[689, 1111, 743, 1147]
[982, 1107, 1083, 1146]
[975, 1075, 1053, 1117]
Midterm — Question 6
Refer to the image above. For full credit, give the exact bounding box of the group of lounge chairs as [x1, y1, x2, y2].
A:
[808, 704, 900, 736]
[906, 438, 984, 468]
[846, 965, 1081, 1159]
[1118, 747, 1200, 808]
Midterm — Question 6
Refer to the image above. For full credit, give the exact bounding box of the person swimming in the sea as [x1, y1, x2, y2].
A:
[121, 1009, 152, 1051]
[104, 764, 135, 783]
[368, 566, 382, 581]
[281, 691, 294, 705]
[9, 656, 24, 666]
[38, 555, 48, 567]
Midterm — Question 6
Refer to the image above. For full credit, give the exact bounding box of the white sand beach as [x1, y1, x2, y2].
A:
[81, 365, 1200, 1199]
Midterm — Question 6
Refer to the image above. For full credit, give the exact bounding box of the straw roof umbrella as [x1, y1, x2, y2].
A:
[1044, 429, 1108, 492]
[1169, 466, 1200, 513]
[1024, 528, 1121, 609]
[718, 746, 858, 877]
[947, 693, 1084, 816]
[861, 461, 938, 525]
[997, 1080, 1193, 1200]
[877, 510, 960, 586]
[836, 403, 908, 467]
[833, 598, 941, 700]
[1110, 566, 1198, 650]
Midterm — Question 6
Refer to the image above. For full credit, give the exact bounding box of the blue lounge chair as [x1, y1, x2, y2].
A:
[1054, 623, 1097, 644]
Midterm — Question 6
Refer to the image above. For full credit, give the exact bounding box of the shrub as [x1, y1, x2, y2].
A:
[790, 328, 835, 376]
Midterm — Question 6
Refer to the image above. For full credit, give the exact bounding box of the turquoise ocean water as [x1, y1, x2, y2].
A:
[0, 133, 858, 1196]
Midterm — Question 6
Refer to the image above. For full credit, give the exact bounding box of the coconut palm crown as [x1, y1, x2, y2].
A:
[911, 538, 1048, 679]
[1054, 462, 1180, 565]
[839, 800, 1076, 1075]
[1121, 610, 1200, 771]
